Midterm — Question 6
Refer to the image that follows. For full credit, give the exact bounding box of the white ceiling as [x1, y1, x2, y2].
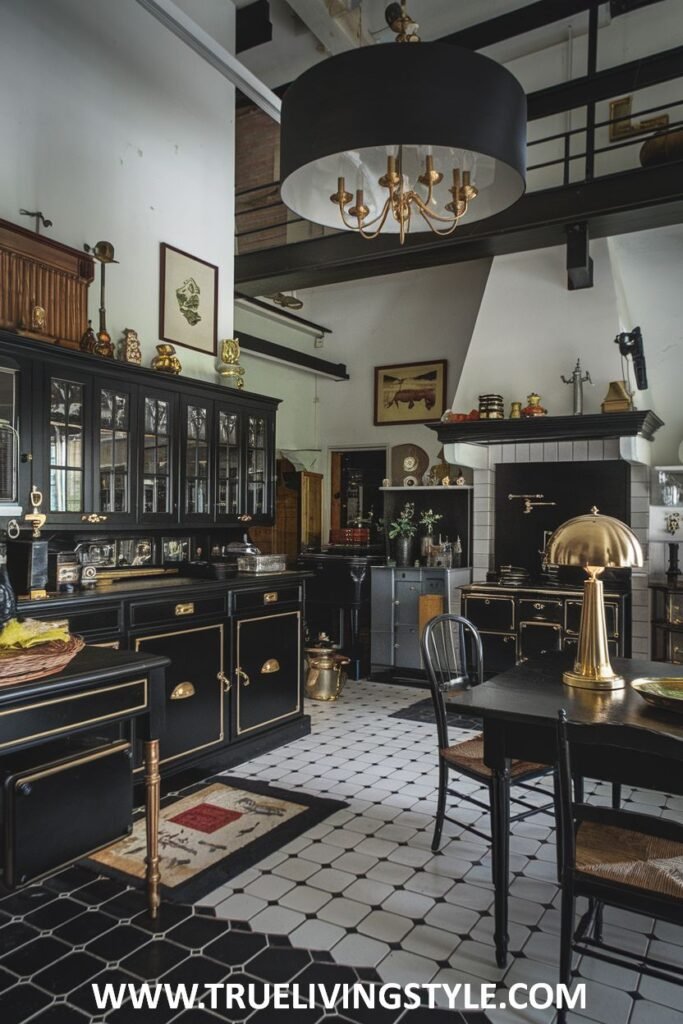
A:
[237, 0, 596, 88]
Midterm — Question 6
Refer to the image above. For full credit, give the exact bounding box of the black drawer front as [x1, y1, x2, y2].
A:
[464, 596, 515, 631]
[130, 594, 227, 627]
[0, 679, 148, 751]
[566, 600, 619, 637]
[480, 632, 517, 675]
[520, 622, 562, 659]
[519, 599, 563, 624]
[233, 585, 301, 614]
[30, 604, 122, 640]
[134, 623, 224, 765]
[3, 741, 132, 887]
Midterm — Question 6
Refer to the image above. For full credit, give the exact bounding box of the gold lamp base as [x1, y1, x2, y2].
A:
[563, 573, 625, 691]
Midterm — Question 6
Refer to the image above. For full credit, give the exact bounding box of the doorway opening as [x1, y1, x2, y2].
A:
[330, 449, 386, 538]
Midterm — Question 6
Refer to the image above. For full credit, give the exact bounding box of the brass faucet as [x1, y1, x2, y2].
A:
[508, 493, 557, 515]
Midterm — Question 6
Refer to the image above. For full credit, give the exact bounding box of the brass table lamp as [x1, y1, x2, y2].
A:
[546, 508, 643, 690]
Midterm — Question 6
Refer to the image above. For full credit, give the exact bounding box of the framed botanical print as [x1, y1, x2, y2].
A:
[159, 243, 218, 356]
[374, 359, 448, 426]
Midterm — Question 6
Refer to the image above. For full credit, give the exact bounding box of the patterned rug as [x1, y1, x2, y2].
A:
[88, 776, 345, 904]
[390, 697, 482, 732]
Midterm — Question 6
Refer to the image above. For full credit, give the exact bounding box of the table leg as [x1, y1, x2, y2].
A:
[144, 739, 161, 919]
[491, 765, 511, 968]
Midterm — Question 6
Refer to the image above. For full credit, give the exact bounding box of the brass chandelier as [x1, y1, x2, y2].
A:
[280, 2, 527, 245]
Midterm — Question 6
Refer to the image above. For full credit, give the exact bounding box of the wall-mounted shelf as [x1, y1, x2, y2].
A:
[428, 410, 663, 446]
[380, 485, 473, 491]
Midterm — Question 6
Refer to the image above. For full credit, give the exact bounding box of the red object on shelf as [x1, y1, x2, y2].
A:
[329, 528, 370, 545]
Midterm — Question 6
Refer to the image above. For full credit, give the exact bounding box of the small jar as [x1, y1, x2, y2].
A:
[510, 401, 522, 419]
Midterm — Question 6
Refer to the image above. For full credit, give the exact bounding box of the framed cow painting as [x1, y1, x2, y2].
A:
[373, 360, 448, 427]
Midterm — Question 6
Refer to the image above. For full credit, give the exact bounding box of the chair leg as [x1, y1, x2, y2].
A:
[572, 775, 584, 803]
[432, 759, 448, 852]
[611, 783, 622, 810]
[553, 766, 563, 883]
[592, 900, 604, 943]
[558, 877, 575, 1024]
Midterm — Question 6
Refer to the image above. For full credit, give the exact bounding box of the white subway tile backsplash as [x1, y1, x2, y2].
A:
[588, 440, 604, 461]
[501, 446, 516, 464]
[515, 443, 530, 463]
[488, 445, 502, 466]
[558, 441, 572, 462]
[529, 443, 544, 461]
[603, 438, 620, 459]
[543, 442, 558, 462]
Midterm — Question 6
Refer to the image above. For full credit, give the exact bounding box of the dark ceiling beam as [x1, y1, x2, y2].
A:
[236, 0, 272, 54]
[234, 161, 683, 295]
[238, 331, 349, 380]
[440, 0, 597, 51]
[528, 44, 683, 120]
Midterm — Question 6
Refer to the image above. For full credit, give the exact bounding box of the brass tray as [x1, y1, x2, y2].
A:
[632, 677, 683, 713]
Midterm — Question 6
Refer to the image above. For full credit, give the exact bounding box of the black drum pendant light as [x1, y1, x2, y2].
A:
[280, 2, 527, 244]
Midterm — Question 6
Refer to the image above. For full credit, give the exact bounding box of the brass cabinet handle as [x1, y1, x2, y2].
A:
[81, 514, 108, 524]
[503, 636, 514, 644]
[218, 671, 231, 692]
[236, 666, 251, 687]
[239, 514, 253, 522]
[264, 592, 278, 604]
[261, 659, 280, 674]
[170, 681, 195, 700]
[533, 602, 545, 610]
[175, 602, 195, 616]
[485, 599, 490, 605]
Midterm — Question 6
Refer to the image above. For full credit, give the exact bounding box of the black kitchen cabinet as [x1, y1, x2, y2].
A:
[133, 621, 227, 766]
[233, 609, 301, 737]
[0, 330, 278, 528]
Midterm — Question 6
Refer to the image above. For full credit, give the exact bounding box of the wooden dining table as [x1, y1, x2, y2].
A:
[444, 654, 683, 967]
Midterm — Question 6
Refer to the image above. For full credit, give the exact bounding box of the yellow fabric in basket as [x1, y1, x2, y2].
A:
[0, 618, 71, 650]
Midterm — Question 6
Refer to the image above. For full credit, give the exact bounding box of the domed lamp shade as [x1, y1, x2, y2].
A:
[546, 508, 643, 690]
[279, 41, 526, 243]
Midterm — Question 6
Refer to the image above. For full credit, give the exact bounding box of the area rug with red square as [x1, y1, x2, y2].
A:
[87, 776, 345, 904]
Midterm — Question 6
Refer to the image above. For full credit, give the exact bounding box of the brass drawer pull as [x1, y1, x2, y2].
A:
[170, 681, 195, 700]
[81, 513, 108, 524]
[503, 636, 514, 644]
[239, 514, 253, 522]
[264, 592, 278, 604]
[261, 658, 280, 674]
[533, 602, 545, 610]
[175, 602, 195, 616]
[218, 671, 231, 692]
[236, 667, 251, 687]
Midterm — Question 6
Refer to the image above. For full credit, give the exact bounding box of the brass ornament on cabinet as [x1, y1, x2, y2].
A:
[119, 328, 142, 365]
[151, 343, 182, 375]
[601, 380, 633, 413]
[216, 337, 245, 389]
[84, 241, 118, 359]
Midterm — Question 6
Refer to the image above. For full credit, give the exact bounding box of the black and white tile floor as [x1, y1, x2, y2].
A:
[198, 681, 682, 1024]
[0, 681, 680, 1023]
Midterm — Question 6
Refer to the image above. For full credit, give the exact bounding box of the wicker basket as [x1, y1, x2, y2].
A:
[0, 634, 85, 686]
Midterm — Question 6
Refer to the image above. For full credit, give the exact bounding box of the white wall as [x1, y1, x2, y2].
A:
[0, 0, 236, 381]
[301, 260, 492, 458]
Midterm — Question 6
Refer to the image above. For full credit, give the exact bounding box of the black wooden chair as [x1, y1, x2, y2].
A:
[555, 710, 683, 1021]
[421, 614, 553, 853]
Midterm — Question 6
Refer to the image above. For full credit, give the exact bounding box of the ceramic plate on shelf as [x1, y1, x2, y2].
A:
[632, 677, 683, 713]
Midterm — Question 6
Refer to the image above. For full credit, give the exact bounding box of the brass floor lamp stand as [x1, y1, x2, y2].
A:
[563, 569, 625, 691]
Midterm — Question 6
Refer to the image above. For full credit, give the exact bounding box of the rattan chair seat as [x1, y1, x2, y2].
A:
[576, 820, 683, 900]
[441, 734, 546, 780]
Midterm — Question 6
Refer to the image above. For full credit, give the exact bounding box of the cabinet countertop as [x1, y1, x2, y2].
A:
[17, 570, 313, 611]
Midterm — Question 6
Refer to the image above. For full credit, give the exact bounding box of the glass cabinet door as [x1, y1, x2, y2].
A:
[183, 401, 210, 517]
[246, 414, 268, 518]
[142, 395, 174, 518]
[98, 387, 132, 516]
[49, 376, 85, 514]
[216, 407, 241, 520]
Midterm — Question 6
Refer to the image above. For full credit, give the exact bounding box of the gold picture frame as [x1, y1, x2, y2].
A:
[374, 359, 447, 426]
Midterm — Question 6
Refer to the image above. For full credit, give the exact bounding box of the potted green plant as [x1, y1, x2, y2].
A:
[418, 508, 443, 563]
[388, 501, 417, 567]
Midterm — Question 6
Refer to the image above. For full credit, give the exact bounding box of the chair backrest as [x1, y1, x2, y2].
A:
[421, 614, 484, 752]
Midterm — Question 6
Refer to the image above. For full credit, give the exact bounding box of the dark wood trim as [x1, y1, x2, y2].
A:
[440, 0, 599, 50]
[235, 292, 332, 334]
[427, 410, 664, 446]
[235, 161, 683, 294]
[238, 331, 349, 380]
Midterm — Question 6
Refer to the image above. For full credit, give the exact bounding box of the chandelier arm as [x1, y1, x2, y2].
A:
[416, 205, 461, 237]
[412, 193, 468, 223]
[355, 196, 395, 240]
[338, 195, 389, 232]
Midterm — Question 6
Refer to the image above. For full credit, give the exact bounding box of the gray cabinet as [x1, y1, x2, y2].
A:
[370, 566, 472, 680]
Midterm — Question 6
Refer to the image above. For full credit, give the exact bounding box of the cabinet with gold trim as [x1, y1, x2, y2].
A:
[650, 581, 683, 663]
[132, 621, 227, 766]
[233, 609, 301, 737]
